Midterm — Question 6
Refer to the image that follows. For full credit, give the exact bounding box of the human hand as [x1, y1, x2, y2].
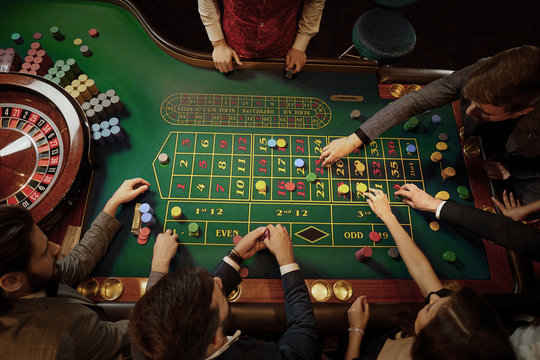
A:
[151, 229, 179, 273]
[483, 160, 511, 180]
[103, 178, 151, 216]
[492, 190, 526, 221]
[212, 39, 243, 73]
[364, 188, 394, 222]
[347, 296, 369, 332]
[234, 227, 268, 260]
[285, 48, 307, 74]
[319, 135, 363, 167]
[395, 183, 442, 213]
[263, 224, 295, 266]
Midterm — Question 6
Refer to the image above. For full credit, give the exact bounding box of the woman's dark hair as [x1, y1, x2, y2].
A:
[0, 205, 35, 310]
[412, 287, 516, 360]
[129, 267, 221, 360]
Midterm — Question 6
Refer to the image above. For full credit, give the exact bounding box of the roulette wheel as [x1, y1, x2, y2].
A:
[0, 72, 91, 230]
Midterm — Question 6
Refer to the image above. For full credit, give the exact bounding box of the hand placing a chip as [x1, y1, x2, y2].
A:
[234, 226, 268, 260]
[319, 134, 363, 167]
[395, 183, 442, 213]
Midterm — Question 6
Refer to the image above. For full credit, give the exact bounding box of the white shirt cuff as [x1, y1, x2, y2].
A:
[223, 256, 240, 271]
[435, 201, 447, 219]
[280, 263, 300, 275]
[291, 34, 311, 52]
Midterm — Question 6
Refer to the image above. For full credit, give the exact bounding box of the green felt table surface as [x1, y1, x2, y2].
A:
[1, 0, 502, 288]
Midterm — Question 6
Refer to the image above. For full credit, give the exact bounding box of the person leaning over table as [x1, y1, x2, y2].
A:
[198, 0, 325, 74]
[129, 223, 320, 360]
[394, 183, 540, 261]
[343, 188, 516, 360]
[0, 178, 179, 360]
[320, 45, 540, 204]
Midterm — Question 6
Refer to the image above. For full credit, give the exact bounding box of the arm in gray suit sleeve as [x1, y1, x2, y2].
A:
[58, 211, 122, 287]
[440, 201, 540, 261]
[358, 62, 480, 142]
[57, 313, 129, 360]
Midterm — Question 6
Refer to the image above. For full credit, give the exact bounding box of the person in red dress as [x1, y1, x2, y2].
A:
[198, 0, 325, 74]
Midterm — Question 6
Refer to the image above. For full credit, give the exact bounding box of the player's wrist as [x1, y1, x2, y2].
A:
[211, 39, 227, 48]
[347, 133, 362, 147]
[276, 254, 295, 267]
[151, 260, 170, 273]
[227, 249, 245, 266]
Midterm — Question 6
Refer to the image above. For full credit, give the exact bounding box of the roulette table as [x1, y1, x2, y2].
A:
[0, 0, 513, 307]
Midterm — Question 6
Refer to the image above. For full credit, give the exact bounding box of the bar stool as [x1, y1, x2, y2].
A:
[340, 8, 416, 65]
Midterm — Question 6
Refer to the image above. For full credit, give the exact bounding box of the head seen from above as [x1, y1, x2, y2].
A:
[0, 205, 62, 307]
[130, 267, 228, 360]
[411, 287, 516, 360]
[463, 45, 540, 122]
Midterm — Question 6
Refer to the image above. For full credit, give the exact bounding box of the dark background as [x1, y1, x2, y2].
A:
[130, 0, 539, 71]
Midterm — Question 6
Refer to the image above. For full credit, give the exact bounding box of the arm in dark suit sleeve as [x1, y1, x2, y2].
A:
[277, 270, 319, 360]
[212, 260, 242, 296]
[440, 201, 540, 261]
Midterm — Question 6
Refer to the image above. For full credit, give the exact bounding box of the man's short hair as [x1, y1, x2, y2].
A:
[0, 205, 35, 309]
[0, 205, 35, 273]
[129, 267, 221, 360]
[463, 45, 540, 112]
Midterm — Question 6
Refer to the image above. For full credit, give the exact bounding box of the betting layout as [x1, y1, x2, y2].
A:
[160, 93, 332, 129]
[153, 131, 422, 248]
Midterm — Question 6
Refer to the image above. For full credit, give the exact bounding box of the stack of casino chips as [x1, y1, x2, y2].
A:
[82, 88, 124, 125]
[44, 58, 82, 88]
[139, 203, 156, 227]
[0, 48, 22, 72]
[90, 117, 125, 145]
[64, 73, 98, 105]
[18, 42, 52, 76]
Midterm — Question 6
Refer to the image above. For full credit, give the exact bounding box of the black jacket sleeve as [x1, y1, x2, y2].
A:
[277, 270, 319, 360]
[440, 201, 540, 261]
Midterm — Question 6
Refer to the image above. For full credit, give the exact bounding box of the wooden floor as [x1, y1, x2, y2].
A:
[130, 0, 540, 71]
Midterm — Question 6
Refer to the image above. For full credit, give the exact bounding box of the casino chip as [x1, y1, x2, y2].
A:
[158, 153, 169, 166]
[431, 114, 442, 124]
[267, 138, 277, 148]
[306, 172, 317, 183]
[457, 185, 470, 199]
[403, 117, 419, 131]
[369, 231, 381, 242]
[430, 151, 442, 162]
[355, 161, 366, 173]
[443, 250, 456, 263]
[171, 206, 182, 219]
[233, 235, 242, 245]
[294, 158, 305, 168]
[438, 133, 449, 141]
[88, 28, 99, 38]
[337, 184, 350, 194]
[137, 227, 151, 245]
[441, 167, 456, 179]
[356, 182, 368, 193]
[239, 267, 249, 278]
[435, 191, 450, 201]
[276, 138, 287, 148]
[350, 109, 361, 120]
[188, 222, 200, 236]
[388, 248, 400, 260]
[429, 221, 440, 231]
[285, 182, 296, 191]
[255, 180, 267, 192]
[435, 142, 448, 151]
[406, 144, 416, 154]
[355, 247, 372, 262]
